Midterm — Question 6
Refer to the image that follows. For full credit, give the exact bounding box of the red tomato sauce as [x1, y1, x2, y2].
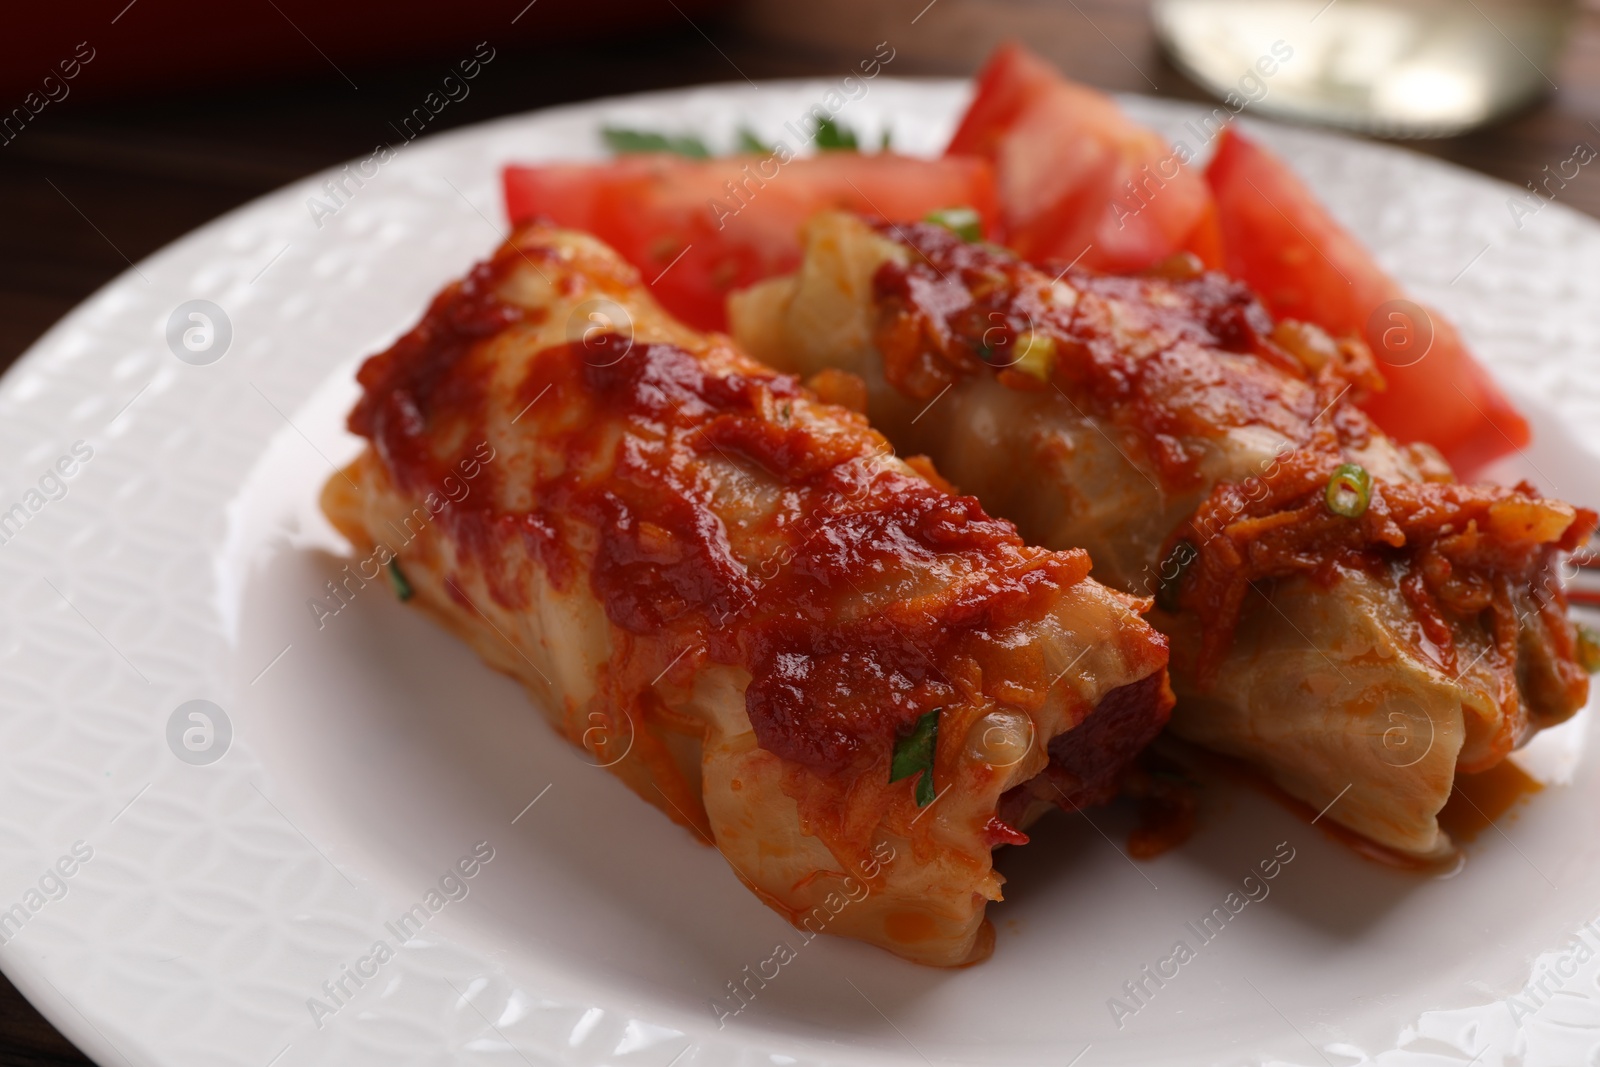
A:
[345, 244, 1164, 781]
[872, 220, 1313, 488]
[868, 221, 1594, 728]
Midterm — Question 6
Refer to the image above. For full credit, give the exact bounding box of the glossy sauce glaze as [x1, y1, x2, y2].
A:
[870, 220, 1595, 736]
[532, 333, 1099, 774]
[872, 220, 1319, 488]
[329, 224, 1189, 965]
[347, 233, 1165, 789]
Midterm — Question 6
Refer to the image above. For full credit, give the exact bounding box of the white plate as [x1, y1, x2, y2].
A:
[3, 77, 1600, 1067]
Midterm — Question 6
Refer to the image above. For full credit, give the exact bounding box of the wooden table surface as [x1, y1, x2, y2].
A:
[2, 0, 1598, 1061]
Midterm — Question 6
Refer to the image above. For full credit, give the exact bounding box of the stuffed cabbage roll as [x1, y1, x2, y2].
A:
[730, 211, 1595, 861]
[321, 223, 1173, 965]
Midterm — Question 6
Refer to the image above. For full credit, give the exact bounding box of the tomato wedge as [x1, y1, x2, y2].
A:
[503, 153, 997, 331]
[1205, 127, 1529, 475]
[946, 41, 1216, 273]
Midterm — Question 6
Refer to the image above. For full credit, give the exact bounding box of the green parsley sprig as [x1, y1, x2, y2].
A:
[889, 707, 941, 807]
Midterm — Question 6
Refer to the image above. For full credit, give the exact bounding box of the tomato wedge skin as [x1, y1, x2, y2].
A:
[503, 153, 998, 331]
[946, 41, 1215, 273]
[1204, 126, 1529, 475]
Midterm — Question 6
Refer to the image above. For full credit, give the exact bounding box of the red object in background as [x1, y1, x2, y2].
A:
[1204, 127, 1530, 475]
[504, 153, 998, 331]
[0, 0, 730, 102]
[945, 41, 1217, 273]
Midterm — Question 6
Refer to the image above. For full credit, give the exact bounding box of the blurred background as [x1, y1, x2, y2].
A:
[1, 0, 1597, 1060]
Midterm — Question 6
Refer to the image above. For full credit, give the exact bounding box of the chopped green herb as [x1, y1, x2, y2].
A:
[736, 127, 774, 154]
[1578, 623, 1600, 674]
[813, 115, 860, 151]
[602, 126, 712, 158]
[1155, 540, 1197, 613]
[1325, 463, 1372, 518]
[386, 559, 414, 601]
[889, 707, 941, 807]
[924, 206, 983, 243]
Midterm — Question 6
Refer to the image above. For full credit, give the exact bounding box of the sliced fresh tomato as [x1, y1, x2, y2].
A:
[503, 153, 997, 331]
[1205, 127, 1529, 475]
[946, 41, 1216, 273]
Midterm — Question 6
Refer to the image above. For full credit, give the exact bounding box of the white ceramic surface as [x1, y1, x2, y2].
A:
[2, 78, 1600, 1067]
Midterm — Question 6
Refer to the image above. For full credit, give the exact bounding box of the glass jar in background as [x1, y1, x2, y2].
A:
[1152, 0, 1578, 137]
